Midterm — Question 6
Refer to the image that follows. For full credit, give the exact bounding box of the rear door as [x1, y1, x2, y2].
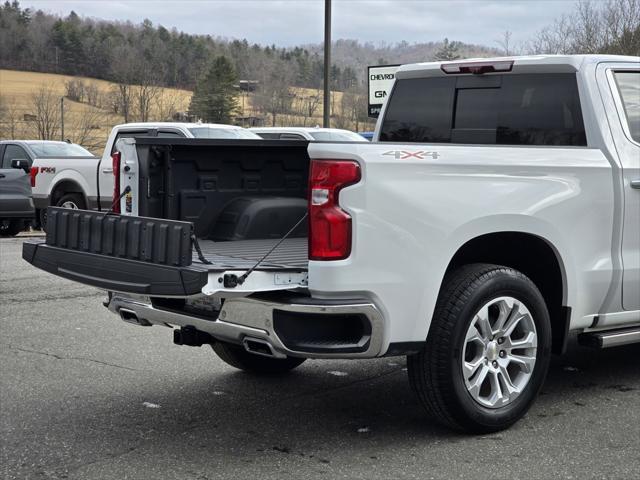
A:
[601, 65, 640, 310]
[0, 144, 33, 217]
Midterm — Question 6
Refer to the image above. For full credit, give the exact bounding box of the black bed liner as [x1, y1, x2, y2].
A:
[193, 238, 307, 270]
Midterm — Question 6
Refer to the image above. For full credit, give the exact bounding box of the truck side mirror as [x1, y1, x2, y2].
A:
[11, 158, 30, 173]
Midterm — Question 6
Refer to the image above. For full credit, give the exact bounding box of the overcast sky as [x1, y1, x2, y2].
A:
[25, 0, 575, 48]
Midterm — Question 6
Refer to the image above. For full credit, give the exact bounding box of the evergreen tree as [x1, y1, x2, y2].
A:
[434, 38, 462, 61]
[188, 56, 238, 123]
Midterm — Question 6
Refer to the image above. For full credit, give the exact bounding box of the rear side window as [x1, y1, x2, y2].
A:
[254, 132, 280, 139]
[279, 133, 306, 140]
[157, 131, 185, 138]
[614, 71, 640, 143]
[380, 73, 586, 146]
[111, 130, 151, 153]
[27, 142, 92, 157]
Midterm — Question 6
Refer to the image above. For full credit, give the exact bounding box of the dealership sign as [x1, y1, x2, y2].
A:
[367, 64, 400, 117]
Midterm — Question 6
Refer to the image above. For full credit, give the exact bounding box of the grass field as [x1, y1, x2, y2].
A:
[0, 69, 192, 153]
[1, 69, 373, 153]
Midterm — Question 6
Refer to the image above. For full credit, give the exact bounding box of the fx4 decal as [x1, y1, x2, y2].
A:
[39, 166, 56, 173]
[382, 150, 440, 160]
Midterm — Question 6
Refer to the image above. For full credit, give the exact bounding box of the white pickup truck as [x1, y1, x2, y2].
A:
[23, 122, 260, 227]
[23, 55, 639, 433]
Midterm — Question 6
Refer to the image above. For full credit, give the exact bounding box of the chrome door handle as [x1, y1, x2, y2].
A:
[0, 173, 5, 178]
[102, 168, 113, 173]
[631, 179, 640, 190]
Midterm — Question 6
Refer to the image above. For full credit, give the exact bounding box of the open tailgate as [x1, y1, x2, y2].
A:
[22, 207, 309, 297]
[22, 207, 208, 296]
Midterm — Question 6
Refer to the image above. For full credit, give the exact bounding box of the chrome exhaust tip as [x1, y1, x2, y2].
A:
[242, 337, 286, 359]
[119, 308, 152, 327]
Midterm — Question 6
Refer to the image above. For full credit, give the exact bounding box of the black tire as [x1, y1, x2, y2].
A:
[0, 219, 24, 237]
[41, 193, 87, 231]
[38, 209, 47, 231]
[407, 263, 551, 433]
[212, 341, 306, 374]
[56, 192, 86, 210]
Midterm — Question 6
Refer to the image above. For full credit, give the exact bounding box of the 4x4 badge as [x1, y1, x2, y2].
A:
[382, 150, 440, 160]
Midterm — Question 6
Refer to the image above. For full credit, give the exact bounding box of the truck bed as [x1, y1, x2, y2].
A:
[193, 238, 307, 270]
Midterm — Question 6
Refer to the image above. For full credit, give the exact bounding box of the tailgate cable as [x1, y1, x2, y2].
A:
[191, 232, 212, 265]
[104, 186, 131, 216]
[235, 212, 308, 286]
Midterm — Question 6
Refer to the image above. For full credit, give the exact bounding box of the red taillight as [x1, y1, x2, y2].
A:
[29, 167, 39, 187]
[112, 151, 121, 213]
[308, 159, 361, 261]
[441, 60, 514, 75]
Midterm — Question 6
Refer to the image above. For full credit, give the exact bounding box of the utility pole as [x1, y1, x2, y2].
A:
[323, 0, 331, 128]
[60, 97, 64, 141]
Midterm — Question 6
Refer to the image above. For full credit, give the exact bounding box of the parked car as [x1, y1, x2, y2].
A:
[0, 149, 34, 236]
[20, 123, 261, 228]
[23, 55, 640, 433]
[250, 126, 368, 142]
[0, 140, 95, 228]
[359, 131, 374, 141]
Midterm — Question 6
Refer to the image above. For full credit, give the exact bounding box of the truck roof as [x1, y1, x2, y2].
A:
[113, 122, 248, 130]
[0, 140, 72, 145]
[397, 54, 640, 79]
[250, 127, 357, 134]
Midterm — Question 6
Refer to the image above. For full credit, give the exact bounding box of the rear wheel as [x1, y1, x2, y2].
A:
[407, 263, 551, 433]
[42, 193, 86, 231]
[212, 341, 305, 374]
[0, 219, 24, 237]
[56, 192, 86, 210]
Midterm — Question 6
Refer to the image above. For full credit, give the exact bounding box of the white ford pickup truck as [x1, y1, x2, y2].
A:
[26, 122, 260, 227]
[23, 55, 640, 433]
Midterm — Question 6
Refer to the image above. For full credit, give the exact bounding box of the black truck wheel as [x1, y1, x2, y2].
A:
[56, 192, 86, 210]
[407, 263, 551, 433]
[41, 193, 87, 231]
[0, 219, 24, 237]
[212, 341, 306, 374]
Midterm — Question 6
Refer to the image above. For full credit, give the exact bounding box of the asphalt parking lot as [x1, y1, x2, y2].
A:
[1, 236, 639, 480]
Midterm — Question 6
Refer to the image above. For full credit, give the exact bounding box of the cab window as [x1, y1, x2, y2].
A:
[2, 144, 30, 168]
[111, 130, 151, 153]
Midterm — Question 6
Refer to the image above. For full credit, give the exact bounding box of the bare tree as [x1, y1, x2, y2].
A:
[134, 82, 162, 122]
[601, 0, 640, 54]
[299, 94, 321, 126]
[67, 105, 108, 152]
[529, 0, 640, 54]
[0, 95, 24, 139]
[496, 31, 513, 56]
[330, 90, 339, 121]
[110, 47, 137, 122]
[84, 83, 101, 107]
[341, 86, 369, 132]
[111, 83, 133, 122]
[65, 79, 86, 102]
[331, 110, 350, 129]
[31, 86, 61, 140]
[155, 90, 184, 121]
[254, 74, 294, 126]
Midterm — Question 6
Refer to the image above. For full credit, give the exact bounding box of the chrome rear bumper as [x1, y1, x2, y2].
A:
[107, 294, 385, 359]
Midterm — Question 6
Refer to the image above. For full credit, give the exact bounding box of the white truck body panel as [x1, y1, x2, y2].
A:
[307, 143, 614, 344]
[32, 157, 97, 204]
